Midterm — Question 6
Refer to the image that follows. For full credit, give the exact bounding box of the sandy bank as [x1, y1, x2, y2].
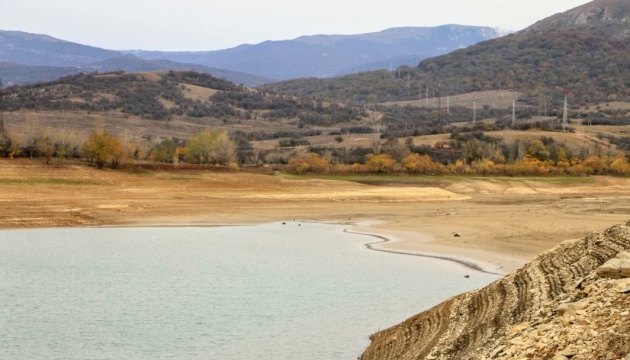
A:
[1, 159, 630, 273]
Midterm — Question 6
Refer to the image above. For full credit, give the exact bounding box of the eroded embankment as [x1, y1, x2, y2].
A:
[361, 220, 630, 360]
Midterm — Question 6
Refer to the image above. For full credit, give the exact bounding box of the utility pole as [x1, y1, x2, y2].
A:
[473, 100, 477, 124]
[512, 99, 516, 128]
[447, 96, 450, 115]
[562, 93, 568, 132]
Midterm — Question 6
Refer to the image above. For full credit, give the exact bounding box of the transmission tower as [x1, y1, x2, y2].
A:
[512, 99, 516, 128]
[562, 94, 568, 132]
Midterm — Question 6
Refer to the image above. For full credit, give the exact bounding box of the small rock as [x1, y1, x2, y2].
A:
[620, 286, 630, 294]
[508, 336, 525, 345]
[552, 355, 569, 360]
[625, 352, 630, 360]
[537, 323, 553, 334]
[621, 311, 629, 316]
[557, 298, 590, 316]
[558, 346, 578, 357]
[508, 322, 530, 336]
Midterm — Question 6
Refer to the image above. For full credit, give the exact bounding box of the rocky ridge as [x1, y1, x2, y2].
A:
[361, 220, 630, 359]
[525, 0, 630, 40]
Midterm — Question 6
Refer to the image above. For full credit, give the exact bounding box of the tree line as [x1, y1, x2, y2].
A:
[0, 125, 237, 169]
[1, 121, 629, 176]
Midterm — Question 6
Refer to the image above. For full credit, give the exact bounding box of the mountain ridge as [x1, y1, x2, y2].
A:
[524, 0, 630, 39]
[126, 25, 506, 80]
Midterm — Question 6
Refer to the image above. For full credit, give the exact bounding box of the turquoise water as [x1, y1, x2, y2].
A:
[0, 223, 500, 359]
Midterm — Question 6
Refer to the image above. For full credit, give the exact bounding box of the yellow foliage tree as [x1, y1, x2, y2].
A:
[82, 130, 126, 169]
[609, 152, 630, 175]
[289, 153, 329, 173]
[402, 153, 433, 174]
[365, 153, 397, 173]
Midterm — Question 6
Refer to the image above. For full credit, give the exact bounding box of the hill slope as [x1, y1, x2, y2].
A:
[261, 0, 629, 104]
[525, 0, 630, 40]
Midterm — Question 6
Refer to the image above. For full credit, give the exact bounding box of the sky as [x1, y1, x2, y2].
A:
[1, 0, 593, 51]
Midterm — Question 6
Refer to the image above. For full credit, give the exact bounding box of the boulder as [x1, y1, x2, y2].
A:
[596, 252, 630, 279]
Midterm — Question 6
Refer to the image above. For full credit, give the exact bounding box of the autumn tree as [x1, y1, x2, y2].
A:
[365, 153, 397, 173]
[289, 152, 329, 173]
[82, 130, 126, 169]
[402, 153, 434, 174]
[186, 129, 236, 165]
[609, 152, 630, 175]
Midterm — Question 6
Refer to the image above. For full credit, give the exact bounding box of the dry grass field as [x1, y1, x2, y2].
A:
[381, 90, 525, 109]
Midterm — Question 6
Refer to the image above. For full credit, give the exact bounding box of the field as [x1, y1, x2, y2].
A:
[2, 158, 629, 273]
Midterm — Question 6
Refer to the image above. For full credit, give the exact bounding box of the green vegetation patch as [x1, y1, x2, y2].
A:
[285, 173, 597, 186]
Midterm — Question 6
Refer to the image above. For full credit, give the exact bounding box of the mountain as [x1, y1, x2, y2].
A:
[262, 0, 630, 104]
[0, 31, 273, 87]
[125, 25, 507, 80]
[0, 30, 121, 67]
[524, 0, 630, 40]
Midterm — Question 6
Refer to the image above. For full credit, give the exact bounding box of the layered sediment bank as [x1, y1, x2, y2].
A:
[361, 221, 630, 360]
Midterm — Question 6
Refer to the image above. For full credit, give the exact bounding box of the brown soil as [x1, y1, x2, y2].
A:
[1, 158, 629, 273]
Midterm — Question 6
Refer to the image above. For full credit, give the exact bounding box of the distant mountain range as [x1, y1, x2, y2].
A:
[262, 0, 630, 104]
[0, 25, 507, 87]
[125, 25, 508, 80]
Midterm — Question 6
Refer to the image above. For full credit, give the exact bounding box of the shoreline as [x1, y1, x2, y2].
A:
[2, 159, 630, 277]
[0, 219, 512, 275]
[344, 222, 509, 275]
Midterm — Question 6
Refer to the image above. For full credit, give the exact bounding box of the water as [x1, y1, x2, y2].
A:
[0, 223, 500, 359]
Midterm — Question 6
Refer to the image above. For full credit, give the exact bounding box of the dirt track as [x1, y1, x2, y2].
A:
[1, 158, 629, 272]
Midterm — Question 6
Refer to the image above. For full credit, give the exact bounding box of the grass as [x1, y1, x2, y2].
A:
[284, 173, 597, 186]
[0, 178, 102, 186]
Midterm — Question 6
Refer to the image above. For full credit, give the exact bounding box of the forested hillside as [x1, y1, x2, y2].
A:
[261, 0, 630, 105]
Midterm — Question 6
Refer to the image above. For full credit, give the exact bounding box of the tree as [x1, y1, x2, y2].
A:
[365, 153, 397, 173]
[36, 135, 56, 165]
[609, 152, 630, 175]
[526, 139, 550, 161]
[402, 153, 433, 174]
[186, 129, 236, 165]
[289, 153, 329, 173]
[0, 131, 20, 159]
[82, 130, 125, 169]
[149, 139, 177, 164]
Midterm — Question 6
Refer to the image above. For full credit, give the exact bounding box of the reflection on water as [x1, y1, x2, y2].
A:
[0, 223, 499, 359]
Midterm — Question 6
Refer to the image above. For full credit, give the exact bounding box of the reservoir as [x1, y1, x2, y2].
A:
[0, 223, 500, 359]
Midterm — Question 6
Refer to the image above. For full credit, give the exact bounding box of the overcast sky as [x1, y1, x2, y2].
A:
[1, 0, 592, 51]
